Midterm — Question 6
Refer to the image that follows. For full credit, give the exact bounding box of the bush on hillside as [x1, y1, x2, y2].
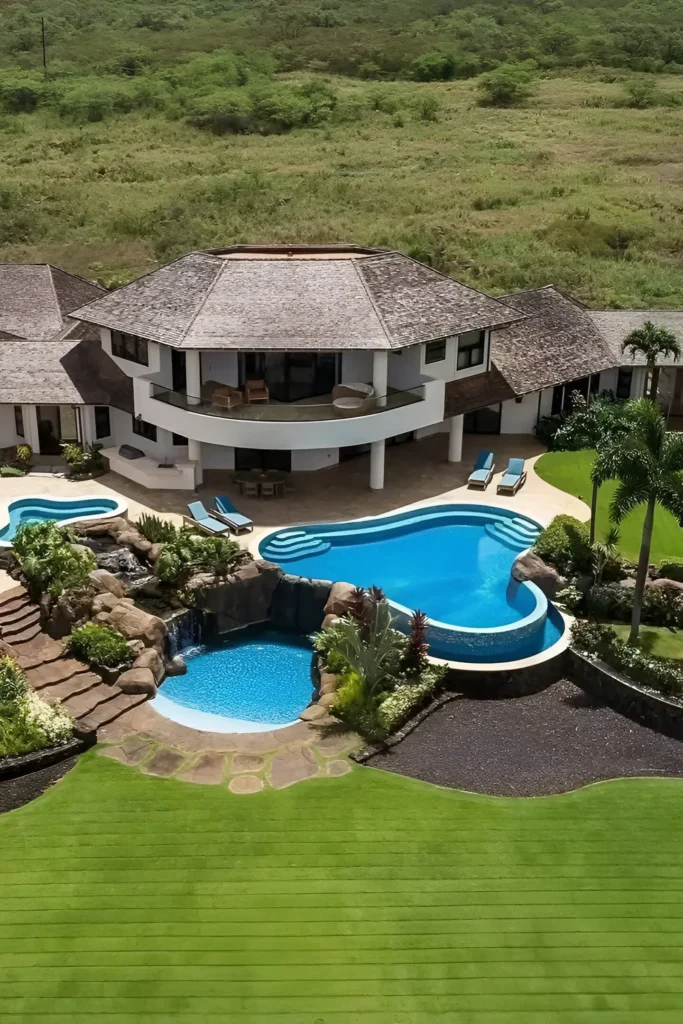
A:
[571, 620, 683, 696]
[477, 61, 538, 107]
[187, 80, 337, 135]
[0, 655, 73, 757]
[533, 515, 592, 574]
[13, 521, 96, 597]
[155, 529, 241, 585]
[67, 623, 134, 670]
[409, 52, 456, 82]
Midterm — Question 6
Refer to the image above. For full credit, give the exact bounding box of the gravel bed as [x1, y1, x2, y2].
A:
[367, 679, 683, 796]
[0, 756, 78, 814]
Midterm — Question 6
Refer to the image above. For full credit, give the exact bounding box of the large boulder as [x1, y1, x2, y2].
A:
[76, 516, 128, 538]
[132, 646, 165, 682]
[89, 568, 126, 599]
[108, 601, 167, 649]
[647, 577, 683, 593]
[511, 551, 562, 599]
[269, 574, 332, 633]
[42, 587, 95, 639]
[90, 591, 120, 616]
[193, 560, 283, 633]
[324, 582, 357, 617]
[116, 667, 157, 696]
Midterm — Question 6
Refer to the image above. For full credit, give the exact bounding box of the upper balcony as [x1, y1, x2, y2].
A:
[133, 376, 446, 451]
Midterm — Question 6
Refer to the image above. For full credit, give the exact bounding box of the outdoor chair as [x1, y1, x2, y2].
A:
[467, 451, 495, 489]
[496, 458, 527, 495]
[212, 385, 242, 411]
[245, 379, 269, 403]
[242, 480, 260, 498]
[260, 481, 277, 499]
[184, 501, 232, 534]
[212, 495, 254, 534]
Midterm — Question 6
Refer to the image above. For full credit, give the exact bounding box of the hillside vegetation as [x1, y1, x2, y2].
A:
[0, 0, 681, 303]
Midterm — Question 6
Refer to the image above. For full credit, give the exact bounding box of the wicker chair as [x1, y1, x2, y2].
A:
[245, 379, 269, 403]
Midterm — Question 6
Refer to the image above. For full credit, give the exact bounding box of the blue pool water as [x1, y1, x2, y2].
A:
[0, 496, 124, 545]
[260, 505, 565, 664]
[156, 629, 314, 729]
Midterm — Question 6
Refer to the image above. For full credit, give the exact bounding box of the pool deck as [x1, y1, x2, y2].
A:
[0, 433, 588, 594]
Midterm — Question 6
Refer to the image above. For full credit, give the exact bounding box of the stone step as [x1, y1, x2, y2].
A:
[58, 683, 120, 719]
[1, 608, 41, 639]
[42, 672, 102, 704]
[77, 692, 148, 733]
[0, 603, 39, 628]
[27, 658, 92, 690]
[0, 585, 28, 608]
[15, 640, 65, 670]
[3, 620, 42, 645]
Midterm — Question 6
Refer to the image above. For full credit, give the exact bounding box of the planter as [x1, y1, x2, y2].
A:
[0, 735, 94, 782]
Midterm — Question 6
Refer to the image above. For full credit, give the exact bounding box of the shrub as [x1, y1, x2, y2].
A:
[584, 582, 683, 628]
[67, 623, 133, 669]
[14, 443, 31, 469]
[409, 52, 455, 82]
[534, 515, 592, 574]
[571, 620, 683, 696]
[659, 563, 683, 582]
[61, 442, 104, 476]
[13, 521, 96, 597]
[0, 655, 73, 757]
[155, 529, 241, 585]
[413, 94, 441, 121]
[0, 466, 24, 477]
[137, 513, 178, 544]
[477, 61, 537, 107]
[376, 674, 440, 733]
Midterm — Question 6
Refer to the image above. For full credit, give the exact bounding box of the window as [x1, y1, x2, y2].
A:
[425, 339, 447, 364]
[457, 330, 485, 371]
[94, 406, 110, 439]
[111, 330, 148, 366]
[172, 433, 188, 446]
[14, 406, 24, 438]
[132, 415, 157, 442]
[616, 367, 633, 400]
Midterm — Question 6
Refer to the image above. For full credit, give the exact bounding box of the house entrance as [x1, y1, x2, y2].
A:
[36, 405, 81, 456]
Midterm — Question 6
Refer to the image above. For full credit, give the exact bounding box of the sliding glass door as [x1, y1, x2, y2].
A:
[243, 353, 338, 403]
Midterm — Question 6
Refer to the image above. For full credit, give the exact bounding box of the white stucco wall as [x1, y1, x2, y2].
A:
[500, 392, 541, 434]
[0, 405, 18, 447]
[201, 443, 235, 470]
[101, 327, 161, 379]
[387, 347, 422, 391]
[109, 407, 180, 461]
[418, 331, 491, 383]
[341, 351, 373, 384]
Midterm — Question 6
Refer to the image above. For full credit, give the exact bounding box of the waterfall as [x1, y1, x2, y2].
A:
[165, 608, 211, 657]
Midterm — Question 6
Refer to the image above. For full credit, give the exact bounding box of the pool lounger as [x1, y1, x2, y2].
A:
[496, 458, 527, 495]
[184, 501, 232, 534]
[467, 451, 495, 489]
[212, 495, 254, 535]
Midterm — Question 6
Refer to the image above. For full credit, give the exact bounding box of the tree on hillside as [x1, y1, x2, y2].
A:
[477, 61, 537, 107]
[622, 321, 681, 402]
[593, 400, 683, 642]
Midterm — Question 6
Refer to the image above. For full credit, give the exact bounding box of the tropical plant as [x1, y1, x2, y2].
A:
[401, 609, 430, 675]
[13, 521, 96, 597]
[533, 515, 592, 574]
[136, 513, 178, 544]
[331, 587, 406, 697]
[61, 442, 104, 476]
[621, 321, 681, 402]
[14, 443, 32, 470]
[67, 623, 133, 669]
[571, 620, 683, 696]
[593, 399, 683, 641]
[155, 528, 241, 585]
[591, 526, 621, 584]
[0, 655, 73, 757]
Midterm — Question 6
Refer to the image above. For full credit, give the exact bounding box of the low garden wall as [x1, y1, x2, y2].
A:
[0, 734, 94, 783]
[444, 653, 567, 699]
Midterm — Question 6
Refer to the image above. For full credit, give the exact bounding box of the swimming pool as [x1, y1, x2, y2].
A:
[260, 504, 565, 664]
[152, 627, 315, 733]
[0, 494, 127, 546]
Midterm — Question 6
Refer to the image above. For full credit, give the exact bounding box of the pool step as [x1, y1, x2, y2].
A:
[486, 520, 541, 551]
[261, 535, 331, 561]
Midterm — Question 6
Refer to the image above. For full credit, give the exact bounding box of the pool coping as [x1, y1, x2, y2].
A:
[0, 493, 128, 548]
[150, 692, 304, 734]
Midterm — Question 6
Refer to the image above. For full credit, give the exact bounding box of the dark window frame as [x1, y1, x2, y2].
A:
[616, 367, 633, 401]
[424, 339, 447, 365]
[457, 330, 486, 372]
[94, 406, 111, 439]
[111, 330, 149, 366]
[14, 405, 24, 438]
[132, 414, 157, 442]
[172, 433, 188, 446]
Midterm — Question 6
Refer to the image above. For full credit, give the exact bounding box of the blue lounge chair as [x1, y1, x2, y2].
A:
[212, 495, 254, 535]
[496, 458, 527, 495]
[467, 451, 495, 489]
[185, 500, 231, 534]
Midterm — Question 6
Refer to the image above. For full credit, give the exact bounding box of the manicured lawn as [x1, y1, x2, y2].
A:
[609, 624, 683, 661]
[2, 753, 683, 1021]
[535, 450, 683, 565]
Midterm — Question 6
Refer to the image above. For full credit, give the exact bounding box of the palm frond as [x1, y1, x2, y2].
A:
[609, 480, 648, 523]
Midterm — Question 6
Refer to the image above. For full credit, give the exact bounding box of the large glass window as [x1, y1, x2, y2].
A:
[425, 339, 447, 364]
[243, 353, 338, 403]
[111, 330, 148, 366]
[14, 406, 24, 438]
[95, 406, 111, 439]
[457, 330, 486, 371]
[132, 415, 157, 442]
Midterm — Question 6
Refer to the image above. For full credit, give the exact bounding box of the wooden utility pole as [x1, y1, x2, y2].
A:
[41, 17, 47, 74]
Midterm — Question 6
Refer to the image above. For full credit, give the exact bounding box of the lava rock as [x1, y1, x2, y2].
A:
[108, 602, 167, 649]
[132, 646, 165, 682]
[89, 568, 126, 599]
[165, 655, 187, 676]
[116, 667, 157, 696]
[324, 582, 357, 617]
[511, 551, 562, 599]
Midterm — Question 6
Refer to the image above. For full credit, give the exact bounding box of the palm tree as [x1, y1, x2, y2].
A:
[593, 400, 683, 642]
[622, 321, 681, 402]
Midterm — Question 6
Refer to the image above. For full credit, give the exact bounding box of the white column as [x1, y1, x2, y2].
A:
[188, 438, 203, 487]
[370, 439, 385, 490]
[448, 414, 464, 463]
[373, 350, 388, 408]
[186, 351, 201, 406]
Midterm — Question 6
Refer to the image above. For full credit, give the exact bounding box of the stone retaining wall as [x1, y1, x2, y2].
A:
[445, 653, 566, 699]
[0, 735, 94, 782]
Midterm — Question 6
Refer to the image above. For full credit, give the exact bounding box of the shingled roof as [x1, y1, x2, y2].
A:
[72, 245, 525, 352]
[491, 286, 616, 396]
[0, 265, 104, 341]
[589, 310, 683, 365]
[0, 338, 133, 412]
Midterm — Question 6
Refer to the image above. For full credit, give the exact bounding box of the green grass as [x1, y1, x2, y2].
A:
[3, 752, 683, 1021]
[609, 623, 683, 661]
[534, 449, 683, 565]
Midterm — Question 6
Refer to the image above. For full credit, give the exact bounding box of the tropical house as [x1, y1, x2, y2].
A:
[1, 245, 681, 490]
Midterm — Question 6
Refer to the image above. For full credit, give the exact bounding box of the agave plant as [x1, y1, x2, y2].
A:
[333, 586, 404, 697]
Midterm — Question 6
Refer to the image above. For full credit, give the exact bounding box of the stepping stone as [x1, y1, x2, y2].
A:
[99, 737, 155, 766]
[231, 753, 264, 774]
[141, 747, 186, 778]
[229, 774, 263, 795]
[315, 728, 358, 756]
[179, 752, 227, 785]
[327, 759, 352, 778]
[269, 744, 318, 790]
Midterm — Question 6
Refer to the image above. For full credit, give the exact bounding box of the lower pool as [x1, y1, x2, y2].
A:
[152, 627, 315, 733]
[0, 494, 126, 546]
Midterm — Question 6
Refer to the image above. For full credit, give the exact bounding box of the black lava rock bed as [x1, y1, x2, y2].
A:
[367, 679, 683, 796]
[0, 756, 78, 814]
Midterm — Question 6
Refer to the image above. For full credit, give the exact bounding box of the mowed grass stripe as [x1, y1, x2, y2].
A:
[1, 755, 683, 1022]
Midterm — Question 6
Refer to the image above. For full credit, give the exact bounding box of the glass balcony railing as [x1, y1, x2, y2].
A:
[149, 382, 425, 422]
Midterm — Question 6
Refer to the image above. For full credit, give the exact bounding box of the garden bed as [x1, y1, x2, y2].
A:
[0, 754, 80, 814]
